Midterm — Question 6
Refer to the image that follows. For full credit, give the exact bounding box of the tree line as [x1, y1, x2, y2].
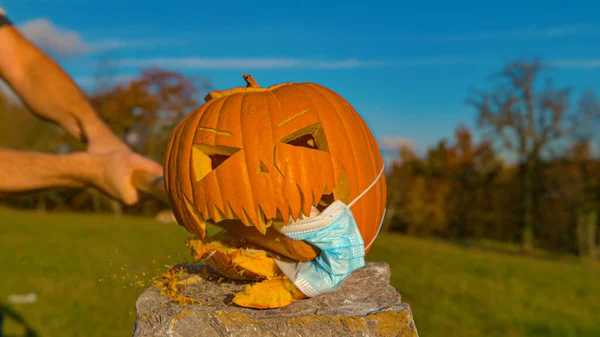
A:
[386, 58, 600, 257]
[1, 58, 599, 256]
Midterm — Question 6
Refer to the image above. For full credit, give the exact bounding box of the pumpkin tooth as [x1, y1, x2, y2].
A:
[256, 207, 269, 235]
[292, 185, 304, 222]
[303, 186, 314, 217]
[211, 205, 227, 223]
[289, 205, 299, 223]
[273, 208, 288, 229]
[240, 208, 256, 229]
[312, 185, 321, 208]
[183, 195, 207, 238]
[276, 207, 289, 225]
[223, 202, 237, 220]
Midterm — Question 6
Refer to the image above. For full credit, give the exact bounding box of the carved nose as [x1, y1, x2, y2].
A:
[258, 161, 269, 173]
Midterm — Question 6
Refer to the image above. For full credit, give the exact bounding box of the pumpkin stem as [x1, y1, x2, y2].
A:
[243, 74, 260, 88]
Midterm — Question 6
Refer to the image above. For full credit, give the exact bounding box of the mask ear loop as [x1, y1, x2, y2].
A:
[364, 208, 386, 251]
[347, 164, 385, 209]
[345, 164, 386, 252]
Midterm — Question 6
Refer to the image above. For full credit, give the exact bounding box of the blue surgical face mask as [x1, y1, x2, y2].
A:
[274, 165, 385, 297]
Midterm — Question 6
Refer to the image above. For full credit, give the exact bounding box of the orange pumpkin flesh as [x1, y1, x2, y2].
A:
[187, 234, 280, 281]
[232, 276, 306, 309]
[187, 232, 307, 308]
[165, 74, 387, 259]
[215, 219, 321, 262]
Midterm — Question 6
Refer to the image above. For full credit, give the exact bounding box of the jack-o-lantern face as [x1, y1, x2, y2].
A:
[165, 75, 386, 253]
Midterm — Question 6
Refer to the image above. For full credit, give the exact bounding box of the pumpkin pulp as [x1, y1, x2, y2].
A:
[187, 232, 307, 309]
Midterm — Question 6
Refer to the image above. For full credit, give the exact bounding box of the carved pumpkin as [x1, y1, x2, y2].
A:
[164, 75, 386, 256]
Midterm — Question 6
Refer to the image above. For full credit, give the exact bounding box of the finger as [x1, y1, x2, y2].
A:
[119, 159, 142, 205]
[121, 184, 139, 205]
[130, 153, 164, 175]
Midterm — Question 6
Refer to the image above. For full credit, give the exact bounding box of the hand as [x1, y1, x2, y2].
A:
[89, 148, 163, 206]
[273, 200, 365, 297]
[85, 123, 131, 156]
[84, 123, 164, 205]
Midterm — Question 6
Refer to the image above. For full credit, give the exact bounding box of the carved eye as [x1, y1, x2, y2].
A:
[192, 144, 240, 181]
[208, 153, 230, 169]
[281, 123, 328, 152]
[286, 133, 319, 150]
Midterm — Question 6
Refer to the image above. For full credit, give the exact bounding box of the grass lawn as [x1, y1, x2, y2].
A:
[1, 208, 599, 337]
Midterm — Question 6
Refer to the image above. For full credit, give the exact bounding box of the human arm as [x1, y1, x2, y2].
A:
[0, 148, 162, 205]
[0, 14, 123, 153]
[0, 13, 164, 204]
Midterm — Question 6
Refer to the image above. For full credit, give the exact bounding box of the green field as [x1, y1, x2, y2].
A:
[1, 208, 599, 337]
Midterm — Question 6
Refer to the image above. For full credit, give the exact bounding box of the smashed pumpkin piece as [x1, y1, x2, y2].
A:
[187, 237, 281, 281]
[186, 234, 308, 309]
[153, 266, 202, 306]
[233, 275, 306, 309]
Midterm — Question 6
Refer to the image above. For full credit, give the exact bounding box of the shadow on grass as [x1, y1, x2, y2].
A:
[0, 303, 39, 337]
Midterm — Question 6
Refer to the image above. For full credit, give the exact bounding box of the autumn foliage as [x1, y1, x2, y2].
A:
[385, 59, 600, 256]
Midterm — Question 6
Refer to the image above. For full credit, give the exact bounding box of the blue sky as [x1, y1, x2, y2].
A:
[2, 0, 599, 164]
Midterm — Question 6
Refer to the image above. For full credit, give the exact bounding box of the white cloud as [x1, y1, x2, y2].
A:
[113, 56, 473, 70]
[547, 59, 600, 68]
[19, 18, 90, 56]
[115, 57, 387, 70]
[541, 24, 592, 38]
[380, 137, 419, 169]
[405, 24, 596, 42]
[91, 39, 173, 52]
[73, 74, 136, 88]
[378, 136, 416, 153]
[387, 57, 473, 66]
[18, 18, 163, 57]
